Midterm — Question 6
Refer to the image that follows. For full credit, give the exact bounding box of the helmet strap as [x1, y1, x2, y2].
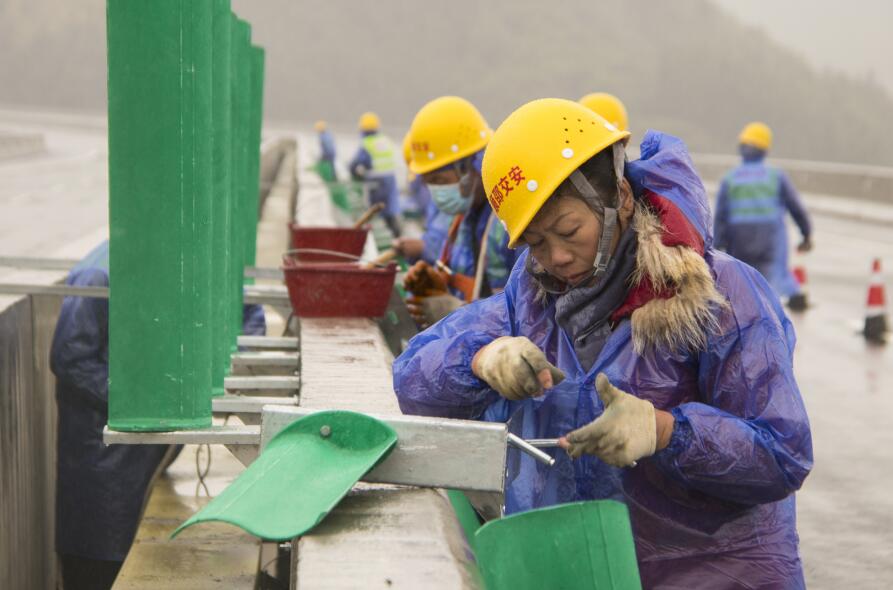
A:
[569, 169, 618, 278]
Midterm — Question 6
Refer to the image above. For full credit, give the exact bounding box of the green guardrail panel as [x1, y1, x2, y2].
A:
[210, 0, 232, 396]
[474, 500, 642, 590]
[107, 0, 214, 430]
[173, 411, 397, 541]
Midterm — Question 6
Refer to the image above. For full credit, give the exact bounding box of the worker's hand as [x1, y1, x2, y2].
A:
[559, 374, 657, 467]
[403, 261, 448, 296]
[797, 238, 813, 253]
[471, 336, 565, 401]
[392, 237, 425, 260]
[406, 293, 464, 328]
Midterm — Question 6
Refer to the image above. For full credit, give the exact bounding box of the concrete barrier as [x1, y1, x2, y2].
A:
[692, 153, 893, 205]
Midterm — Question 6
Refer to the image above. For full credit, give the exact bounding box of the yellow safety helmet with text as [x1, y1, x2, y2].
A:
[482, 98, 630, 248]
[407, 96, 492, 175]
[314, 120, 327, 132]
[358, 111, 381, 132]
[739, 122, 772, 151]
[579, 92, 629, 133]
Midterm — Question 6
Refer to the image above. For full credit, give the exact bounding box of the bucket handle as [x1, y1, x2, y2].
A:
[283, 248, 392, 269]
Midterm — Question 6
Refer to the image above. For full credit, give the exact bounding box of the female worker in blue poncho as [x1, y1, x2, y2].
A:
[393, 99, 813, 589]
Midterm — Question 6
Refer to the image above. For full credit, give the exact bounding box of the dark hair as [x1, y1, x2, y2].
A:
[552, 148, 620, 216]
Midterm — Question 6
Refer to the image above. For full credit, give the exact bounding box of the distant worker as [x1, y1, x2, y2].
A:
[314, 120, 337, 182]
[51, 240, 266, 590]
[401, 96, 519, 327]
[714, 122, 812, 309]
[579, 92, 629, 132]
[349, 111, 402, 237]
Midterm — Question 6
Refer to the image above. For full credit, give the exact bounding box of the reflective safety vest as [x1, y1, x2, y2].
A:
[725, 166, 780, 225]
[362, 134, 397, 175]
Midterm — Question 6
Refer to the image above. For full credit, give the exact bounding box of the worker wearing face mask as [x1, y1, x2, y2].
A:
[400, 96, 519, 327]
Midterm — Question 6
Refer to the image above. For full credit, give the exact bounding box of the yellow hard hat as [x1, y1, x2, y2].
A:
[358, 111, 381, 132]
[407, 96, 492, 175]
[579, 92, 629, 133]
[482, 98, 630, 248]
[402, 132, 412, 165]
[314, 120, 327, 132]
[739, 122, 772, 151]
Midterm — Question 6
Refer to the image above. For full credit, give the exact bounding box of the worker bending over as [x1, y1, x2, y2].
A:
[394, 99, 812, 588]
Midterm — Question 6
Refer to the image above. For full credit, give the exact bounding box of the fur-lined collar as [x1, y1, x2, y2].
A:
[622, 200, 727, 354]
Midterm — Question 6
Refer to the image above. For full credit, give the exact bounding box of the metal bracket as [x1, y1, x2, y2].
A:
[261, 406, 509, 493]
[243, 285, 290, 306]
[103, 424, 260, 446]
[230, 351, 299, 370]
[224, 376, 300, 391]
[236, 335, 299, 350]
[212, 394, 298, 414]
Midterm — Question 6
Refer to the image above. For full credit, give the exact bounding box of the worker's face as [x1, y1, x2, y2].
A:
[522, 179, 633, 286]
[421, 166, 461, 186]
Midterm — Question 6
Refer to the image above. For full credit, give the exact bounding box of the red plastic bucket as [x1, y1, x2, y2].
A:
[288, 225, 368, 262]
[282, 250, 397, 318]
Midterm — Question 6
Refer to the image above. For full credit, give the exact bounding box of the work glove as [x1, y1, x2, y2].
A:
[564, 373, 656, 467]
[406, 293, 464, 328]
[472, 336, 565, 401]
[403, 261, 449, 296]
[797, 237, 813, 253]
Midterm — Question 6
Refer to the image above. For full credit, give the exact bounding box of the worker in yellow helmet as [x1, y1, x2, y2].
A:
[399, 96, 519, 326]
[579, 92, 629, 133]
[394, 99, 812, 587]
[313, 120, 337, 181]
[349, 111, 402, 237]
[714, 122, 812, 310]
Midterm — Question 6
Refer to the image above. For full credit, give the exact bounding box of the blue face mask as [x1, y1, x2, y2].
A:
[429, 182, 471, 215]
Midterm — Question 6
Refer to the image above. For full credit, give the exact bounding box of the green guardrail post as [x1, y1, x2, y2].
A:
[107, 0, 214, 430]
[211, 0, 232, 396]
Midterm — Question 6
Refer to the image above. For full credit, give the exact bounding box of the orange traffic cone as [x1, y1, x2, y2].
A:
[788, 259, 809, 312]
[863, 258, 888, 343]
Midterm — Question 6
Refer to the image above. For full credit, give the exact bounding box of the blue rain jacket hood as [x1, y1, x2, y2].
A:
[393, 131, 813, 588]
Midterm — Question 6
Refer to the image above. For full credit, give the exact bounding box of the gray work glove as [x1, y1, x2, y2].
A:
[472, 336, 565, 401]
[565, 373, 656, 467]
[419, 294, 464, 326]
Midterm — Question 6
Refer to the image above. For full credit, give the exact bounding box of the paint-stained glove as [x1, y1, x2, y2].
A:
[403, 261, 448, 296]
[472, 336, 565, 401]
[565, 373, 656, 467]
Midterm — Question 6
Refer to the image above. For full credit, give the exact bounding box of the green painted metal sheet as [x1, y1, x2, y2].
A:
[229, 16, 250, 344]
[210, 0, 232, 397]
[173, 411, 397, 541]
[474, 500, 642, 590]
[244, 44, 265, 275]
[107, 0, 214, 431]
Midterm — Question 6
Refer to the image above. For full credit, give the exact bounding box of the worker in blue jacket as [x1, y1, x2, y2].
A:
[348, 111, 402, 237]
[314, 120, 338, 181]
[51, 240, 266, 589]
[401, 96, 519, 327]
[714, 122, 812, 308]
[394, 100, 813, 589]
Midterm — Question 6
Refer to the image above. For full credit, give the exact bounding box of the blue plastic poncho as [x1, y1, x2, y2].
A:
[52, 241, 268, 561]
[51, 241, 171, 561]
[394, 132, 813, 588]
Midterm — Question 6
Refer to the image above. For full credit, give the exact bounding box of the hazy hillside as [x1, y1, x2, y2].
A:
[3, 0, 893, 166]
